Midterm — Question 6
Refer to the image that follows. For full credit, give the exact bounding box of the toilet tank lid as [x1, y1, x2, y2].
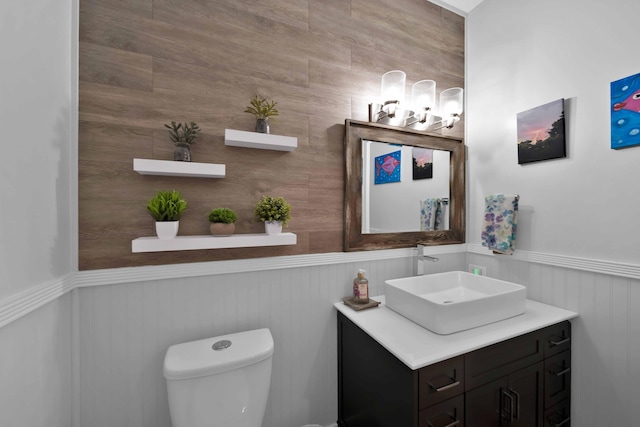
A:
[163, 328, 274, 380]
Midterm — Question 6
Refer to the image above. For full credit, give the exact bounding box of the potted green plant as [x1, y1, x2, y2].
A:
[164, 121, 201, 161]
[254, 195, 291, 234]
[146, 190, 188, 239]
[208, 207, 238, 236]
[244, 95, 279, 134]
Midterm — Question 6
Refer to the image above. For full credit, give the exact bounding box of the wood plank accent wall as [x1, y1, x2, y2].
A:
[78, 0, 465, 270]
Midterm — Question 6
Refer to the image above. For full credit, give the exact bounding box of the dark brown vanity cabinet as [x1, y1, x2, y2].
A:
[337, 312, 571, 427]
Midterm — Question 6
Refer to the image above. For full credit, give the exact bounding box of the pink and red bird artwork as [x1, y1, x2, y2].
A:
[374, 150, 401, 184]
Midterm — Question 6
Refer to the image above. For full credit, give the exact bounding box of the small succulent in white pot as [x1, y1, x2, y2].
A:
[254, 195, 291, 234]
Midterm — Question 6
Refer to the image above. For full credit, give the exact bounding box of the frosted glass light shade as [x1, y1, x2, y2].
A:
[439, 87, 464, 116]
[380, 70, 406, 104]
[411, 80, 436, 111]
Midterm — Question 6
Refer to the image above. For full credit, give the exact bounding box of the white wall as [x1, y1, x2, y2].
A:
[467, 0, 640, 425]
[0, 294, 72, 427]
[0, 0, 75, 299]
[0, 0, 76, 426]
[466, 0, 640, 265]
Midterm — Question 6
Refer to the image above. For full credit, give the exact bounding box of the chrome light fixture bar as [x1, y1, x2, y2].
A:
[369, 71, 463, 131]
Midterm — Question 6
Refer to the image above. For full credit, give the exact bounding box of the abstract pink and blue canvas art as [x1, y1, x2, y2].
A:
[611, 72, 640, 149]
[374, 150, 401, 184]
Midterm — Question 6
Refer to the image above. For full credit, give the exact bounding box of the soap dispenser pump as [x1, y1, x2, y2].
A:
[353, 269, 369, 304]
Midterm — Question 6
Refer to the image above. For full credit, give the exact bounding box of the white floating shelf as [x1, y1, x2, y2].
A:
[133, 158, 226, 178]
[132, 232, 297, 253]
[224, 129, 297, 151]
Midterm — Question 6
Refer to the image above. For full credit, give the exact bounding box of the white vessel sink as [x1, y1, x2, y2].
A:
[384, 271, 526, 335]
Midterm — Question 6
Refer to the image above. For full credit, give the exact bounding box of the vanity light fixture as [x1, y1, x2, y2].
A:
[438, 87, 464, 129]
[369, 71, 463, 131]
[406, 79, 436, 130]
[373, 70, 409, 126]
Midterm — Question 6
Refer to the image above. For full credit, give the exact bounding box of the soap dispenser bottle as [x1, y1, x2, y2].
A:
[353, 269, 369, 304]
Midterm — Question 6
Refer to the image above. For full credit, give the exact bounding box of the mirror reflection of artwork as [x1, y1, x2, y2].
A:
[374, 150, 401, 184]
[361, 139, 451, 234]
[412, 147, 434, 180]
[517, 99, 566, 164]
[611, 72, 640, 149]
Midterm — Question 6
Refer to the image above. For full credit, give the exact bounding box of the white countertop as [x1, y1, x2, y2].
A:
[335, 296, 578, 370]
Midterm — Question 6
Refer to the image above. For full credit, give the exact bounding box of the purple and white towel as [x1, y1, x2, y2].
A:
[420, 198, 444, 231]
[481, 194, 519, 255]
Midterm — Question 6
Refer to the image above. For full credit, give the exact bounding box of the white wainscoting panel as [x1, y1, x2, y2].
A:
[76, 254, 466, 427]
[0, 293, 72, 427]
[466, 252, 640, 427]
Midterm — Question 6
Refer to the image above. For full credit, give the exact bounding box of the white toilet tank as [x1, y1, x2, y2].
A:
[163, 328, 274, 427]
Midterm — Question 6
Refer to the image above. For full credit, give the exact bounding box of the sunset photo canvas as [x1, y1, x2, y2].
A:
[517, 99, 566, 164]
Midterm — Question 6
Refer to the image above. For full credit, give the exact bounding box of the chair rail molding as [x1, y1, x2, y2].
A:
[2, 244, 639, 329]
[0, 274, 74, 329]
[467, 243, 640, 280]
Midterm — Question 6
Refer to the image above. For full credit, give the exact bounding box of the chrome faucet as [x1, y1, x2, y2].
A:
[413, 244, 439, 275]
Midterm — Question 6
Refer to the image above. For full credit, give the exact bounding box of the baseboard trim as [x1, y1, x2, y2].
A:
[2, 244, 639, 329]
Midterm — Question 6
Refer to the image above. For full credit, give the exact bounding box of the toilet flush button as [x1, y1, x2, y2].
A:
[212, 340, 232, 351]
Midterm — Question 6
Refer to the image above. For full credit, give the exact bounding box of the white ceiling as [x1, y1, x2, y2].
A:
[428, 0, 485, 16]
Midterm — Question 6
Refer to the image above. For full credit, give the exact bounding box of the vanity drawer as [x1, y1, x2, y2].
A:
[542, 321, 572, 358]
[465, 329, 543, 390]
[418, 394, 464, 427]
[419, 356, 464, 409]
[544, 399, 571, 427]
[545, 350, 571, 408]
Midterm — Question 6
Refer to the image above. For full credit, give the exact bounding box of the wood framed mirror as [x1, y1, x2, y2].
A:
[344, 120, 465, 251]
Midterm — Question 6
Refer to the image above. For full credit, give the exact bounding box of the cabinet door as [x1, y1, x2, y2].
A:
[466, 376, 508, 427]
[508, 362, 544, 427]
[465, 363, 543, 427]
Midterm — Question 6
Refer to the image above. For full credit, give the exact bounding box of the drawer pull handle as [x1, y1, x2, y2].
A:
[428, 377, 460, 392]
[549, 414, 571, 427]
[552, 367, 571, 376]
[549, 337, 571, 346]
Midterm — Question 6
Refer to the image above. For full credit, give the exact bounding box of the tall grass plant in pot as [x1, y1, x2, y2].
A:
[147, 190, 187, 239]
